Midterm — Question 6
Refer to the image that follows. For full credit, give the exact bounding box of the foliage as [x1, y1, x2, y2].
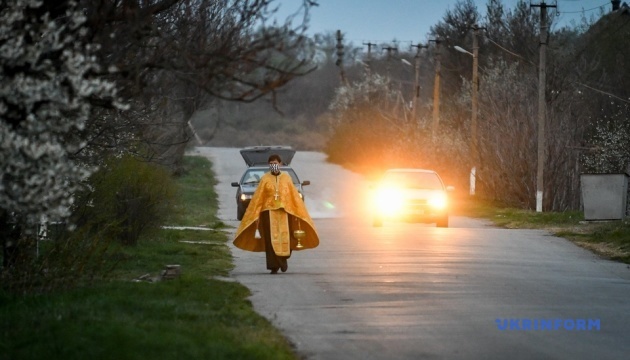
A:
[429, 0, 481, 116]
[324, 72, 470, 187]
[73, 155, 177, 246]
[325, 74, 409, 174]
[0, 155, 298, 359]
[321, 0, 630, 212]
[581, 101, 630, 174]
[0, 226, 115, 294]
[322, 0, 551, 207]
[1, 0, 318, 276]
[80, 0, 318, 170]
[0, 0, 124, 227]
[467, 58, 539, 207]
[1, 154, 177, 293]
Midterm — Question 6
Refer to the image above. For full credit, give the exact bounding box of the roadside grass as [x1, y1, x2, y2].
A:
[166, 155, 221, 227]
[455, 195, 630, 264]
[0, 155, 298, 360]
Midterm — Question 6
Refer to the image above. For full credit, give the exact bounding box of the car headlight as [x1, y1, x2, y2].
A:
[240, 194, 252, 201]
[373, 187, 405, 215]
[428, 193, 448, 210]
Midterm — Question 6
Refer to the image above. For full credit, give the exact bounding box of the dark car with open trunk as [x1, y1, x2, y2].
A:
[231, 146, 310, 220]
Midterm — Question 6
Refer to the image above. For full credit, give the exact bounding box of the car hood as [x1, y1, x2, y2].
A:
[404, 188, 446, 198]
[378, 186, 445, 198]
[240, 146, 295, 166]
[240, 183, 259, 194]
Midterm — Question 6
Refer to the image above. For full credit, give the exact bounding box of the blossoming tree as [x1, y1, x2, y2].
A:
[0, 0, 124, 267]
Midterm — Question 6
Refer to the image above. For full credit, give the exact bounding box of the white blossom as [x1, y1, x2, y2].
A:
[1, 0, 124, 228]
[581, 101, 630, 174]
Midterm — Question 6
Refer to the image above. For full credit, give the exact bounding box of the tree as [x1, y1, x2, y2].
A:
[2, 0, 320, 275]
[467, 59, 539, 206]
[581, 101, 630, 174]
[1, 0, 124, 268]
[428, 0, 480, 131]
[78, 0, 318, 170]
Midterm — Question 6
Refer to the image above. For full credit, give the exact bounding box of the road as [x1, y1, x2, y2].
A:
[194, 146, 630, 360]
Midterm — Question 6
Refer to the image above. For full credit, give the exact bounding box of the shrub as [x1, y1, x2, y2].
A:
[74, 155, 177, 246]
[1, 156, 177, 294]
[581, 101, 630, 174]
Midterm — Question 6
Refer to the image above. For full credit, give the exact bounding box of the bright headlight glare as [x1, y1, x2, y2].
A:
[429, 193, 448, 209]
[240, 194, 252, 201]
[373, 187, 404, 214]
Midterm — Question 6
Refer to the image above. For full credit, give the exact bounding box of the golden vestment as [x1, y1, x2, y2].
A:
[233, 171, 319, 253]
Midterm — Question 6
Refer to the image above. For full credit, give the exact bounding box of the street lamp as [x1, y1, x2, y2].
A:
[455, 40, 479, 196]
[454, 45, 472, 56]
[400, 56, 420, 124]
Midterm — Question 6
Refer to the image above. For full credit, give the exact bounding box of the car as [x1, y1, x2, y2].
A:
[231, 146, 310, 220]
[370, 168, 454, 227]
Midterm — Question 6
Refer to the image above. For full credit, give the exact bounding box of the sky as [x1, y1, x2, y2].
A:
[275, 0, 614, 48]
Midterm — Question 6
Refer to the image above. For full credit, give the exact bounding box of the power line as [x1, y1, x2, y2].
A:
[557, 0, 610, 14]
[575, 82, 630, 103]
[346, 38, 416, 48]
[484, 36, 535, 66]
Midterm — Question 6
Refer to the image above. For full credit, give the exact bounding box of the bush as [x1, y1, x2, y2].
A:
[581, 101, 630, 174]
[74, 155, 177, 246]
[0, 228, 116, 294]
[1, 156, 177, 294]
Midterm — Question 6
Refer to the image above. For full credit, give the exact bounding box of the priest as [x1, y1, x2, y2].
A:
[233, 154, 319, 274]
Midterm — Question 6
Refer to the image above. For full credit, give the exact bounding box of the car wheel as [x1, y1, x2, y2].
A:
[237, 204, 245, 221]
[436, 216, 448, 228]
[373, 217, 383, 227]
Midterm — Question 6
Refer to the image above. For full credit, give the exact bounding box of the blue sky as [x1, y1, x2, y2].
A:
[275, 0, 613, 47]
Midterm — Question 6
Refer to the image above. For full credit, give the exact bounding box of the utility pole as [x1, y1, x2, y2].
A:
[471, 24, 480, 195]
[531, 1, 555, 212]
[429, 39, 442, 138]
[382, 44, 398, 80]
[363, 41, 376, 75]
[455, 25, 484, 195]
[335, 30, 347, 85]
[411, 43, 427, 129]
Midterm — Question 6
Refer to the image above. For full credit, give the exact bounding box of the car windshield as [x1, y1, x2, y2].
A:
[381, 171, 443, 190]
[242, 170, 265, 184]
[242, 168, 300, 185]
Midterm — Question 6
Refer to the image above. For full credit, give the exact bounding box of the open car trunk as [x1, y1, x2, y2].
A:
[239, 146, 296, 166]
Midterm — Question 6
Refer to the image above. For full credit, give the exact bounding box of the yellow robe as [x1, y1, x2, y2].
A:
[233, 171, 319, 253]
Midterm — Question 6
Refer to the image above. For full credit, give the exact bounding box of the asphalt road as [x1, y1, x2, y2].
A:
[194, 146, 630, 360]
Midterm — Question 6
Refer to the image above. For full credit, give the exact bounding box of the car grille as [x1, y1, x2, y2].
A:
[407, 199, 427, 206]
[404, 199, 433, 214]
